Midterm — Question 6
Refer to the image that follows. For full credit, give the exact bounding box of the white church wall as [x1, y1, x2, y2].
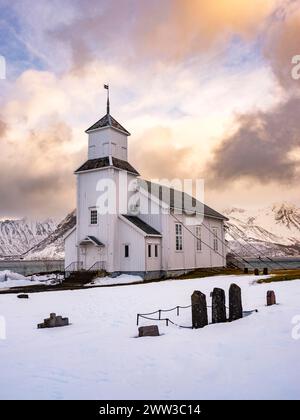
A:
[109, 129, 128, 161]
[76, 167, 142, 272]
[162, 213, 226, 270]
[76, 169, 114, 269]
[138, 192, 163, 233]
[118, 219, 145, 272]
[88, 127, 128, 160]
[64, 229, 77, 269]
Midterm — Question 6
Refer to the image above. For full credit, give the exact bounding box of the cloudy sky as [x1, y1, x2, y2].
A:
[0, 0, 300, 220]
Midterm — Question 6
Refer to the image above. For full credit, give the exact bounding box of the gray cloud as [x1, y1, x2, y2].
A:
[206, 95, 300, 185]
[0, 118, 84, 219]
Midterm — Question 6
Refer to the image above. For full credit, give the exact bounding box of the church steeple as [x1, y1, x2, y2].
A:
[85, 87, 131, 162]
[85, 86, 130, 136]
[104, 84, 110, 115]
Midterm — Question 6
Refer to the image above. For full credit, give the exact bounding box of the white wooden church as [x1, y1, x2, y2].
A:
[64, 90, 227, 279]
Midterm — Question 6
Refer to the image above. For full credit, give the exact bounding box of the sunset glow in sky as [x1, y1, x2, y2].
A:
[0, 0, 300, 219]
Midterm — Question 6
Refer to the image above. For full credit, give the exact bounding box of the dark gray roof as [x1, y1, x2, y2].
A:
[122, 215, 162, 236]
[75, 156, 140, 175]
[86, 113, 131, 135]
[79, 236, 104, 246]
[139, 180, 228, 220]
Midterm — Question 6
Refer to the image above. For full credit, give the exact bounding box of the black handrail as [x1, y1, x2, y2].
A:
[88, 261, 106, 271]
[64, 261, 84, 279]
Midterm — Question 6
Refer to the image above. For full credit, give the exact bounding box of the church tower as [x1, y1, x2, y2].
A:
[72, 86, 140, 273]
[85, 85, 131, 161]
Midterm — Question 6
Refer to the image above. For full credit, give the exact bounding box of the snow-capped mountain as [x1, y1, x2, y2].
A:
[0, 218, 57, 257]
[224, 203, 300, 257]
[1, 203, 299, 260]
[0, 211, 76, 260]
[24, 210, 76, 260]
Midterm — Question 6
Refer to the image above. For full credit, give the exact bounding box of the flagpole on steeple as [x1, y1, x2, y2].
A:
[104, 84, 110, 115]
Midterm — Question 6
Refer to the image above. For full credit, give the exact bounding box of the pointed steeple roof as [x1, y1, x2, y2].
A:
[86, 85, 130, 135]
[85, 113, 131, 135]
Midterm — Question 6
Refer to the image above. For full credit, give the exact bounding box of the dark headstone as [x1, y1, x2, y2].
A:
[55, 316, 69, 327]
[17, 294, 29, 299]
[229, 283, 243, 321]
[244, 268, 249, 274]
[138, 325, 159, 337]
[191, 291, 208, 329]
[37, 313, 69, 329]
[267, 290, 276, 306]
[44, 316, 56, 328]
[212, 288, 227, 323]
[254, 268, 259, 276]
[263, 267, 269, 275]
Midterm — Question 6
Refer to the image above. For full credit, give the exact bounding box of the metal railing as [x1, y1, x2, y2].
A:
[137, 303, 258, 329]
[88, 261, 106, 272]
[64, 261, 84, 279]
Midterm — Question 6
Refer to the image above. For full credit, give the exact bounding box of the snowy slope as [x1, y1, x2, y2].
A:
[224, 203, 300, 257]
[0, 274, 300, 399]
[0, 218, 56, 257]
[24, 210, 76, 260]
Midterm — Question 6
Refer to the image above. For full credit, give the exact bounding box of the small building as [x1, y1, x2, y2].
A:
[64, 94, 228, 279]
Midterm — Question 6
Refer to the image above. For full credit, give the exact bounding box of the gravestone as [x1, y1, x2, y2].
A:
[212, 288, 227, 323]
[37, 313, 69, 329]
[191, 291, 208, 329]
[229, 283, 243, 321]
[138, 325, 159, 337]
[267, 290, 276, 306]
[263, 267, 269, 275]
[254, 268, 259, 276]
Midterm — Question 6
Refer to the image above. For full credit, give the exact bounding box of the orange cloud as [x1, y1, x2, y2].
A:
[131, 126, 200, 181]
[264, 3, 300, 89]
[138, 0, 277, 59]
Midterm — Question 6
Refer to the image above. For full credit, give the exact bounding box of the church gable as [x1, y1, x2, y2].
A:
[74, 156, 139, 175]
[85, 113, 131, 136]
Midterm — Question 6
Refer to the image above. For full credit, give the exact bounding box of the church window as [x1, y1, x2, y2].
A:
[175, 223, 183, 251]
[212, 228, 218, 252]
[196, 226, 202, 251]
[90, 209, 98, 225]
[124, 244, 129, 258]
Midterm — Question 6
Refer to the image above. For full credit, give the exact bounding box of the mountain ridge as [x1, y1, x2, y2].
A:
[224, 202, 300, 257]
[0, 202, 299, 260]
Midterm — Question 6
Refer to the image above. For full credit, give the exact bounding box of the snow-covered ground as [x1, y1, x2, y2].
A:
[85, 274, 143, 287]
[0, 270, 62, 290]
[0, 274, 300, 400]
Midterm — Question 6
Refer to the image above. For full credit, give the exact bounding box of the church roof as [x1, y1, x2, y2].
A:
[139, 180, 228, 221]
[75, 156, 140, 176]
[85, 113, 131, 135]
[79, 236, 104, 246]
[122, 215, 162, 236]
